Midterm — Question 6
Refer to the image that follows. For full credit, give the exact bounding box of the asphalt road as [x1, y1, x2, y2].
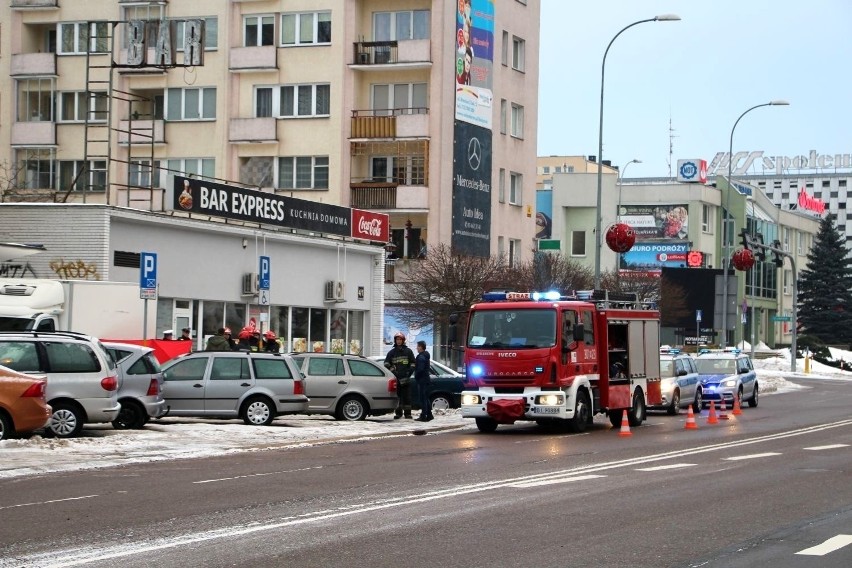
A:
[1, 377, 850, 568]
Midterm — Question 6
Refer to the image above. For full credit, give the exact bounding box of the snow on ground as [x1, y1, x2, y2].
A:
[1, 350, 849, 480]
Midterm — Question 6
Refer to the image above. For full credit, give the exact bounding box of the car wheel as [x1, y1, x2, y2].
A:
[0, 412, 12, 441]
[475, 417, 498, 433]
[693, 389, 703, 413]
[568, 390, 591, 433]
[49, 403, 84, 438]
[667, 389, 681, 416]
[112, 400, 146, 430]
[628, 389, 646, 427]
[430, 394, 452, 412]
[748, 383, 759, 407]
[735, 387, 744, 410]
[336, 395, 368, 421]
[242, 397, 275, 426]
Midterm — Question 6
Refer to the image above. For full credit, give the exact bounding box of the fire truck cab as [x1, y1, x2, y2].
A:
[459, 290, 662, 433]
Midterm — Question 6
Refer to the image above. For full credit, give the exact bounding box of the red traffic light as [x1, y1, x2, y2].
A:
[605, 223, 636, 253]
[732, 247, 755, 271]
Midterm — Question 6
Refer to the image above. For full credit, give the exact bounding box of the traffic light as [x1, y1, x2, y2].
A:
[754, 232, 766, 261]
[771, 240, 784, 267]
[739, 228, 750, 249]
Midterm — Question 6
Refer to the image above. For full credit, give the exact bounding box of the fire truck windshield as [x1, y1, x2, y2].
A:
[467, 309, 556, 348]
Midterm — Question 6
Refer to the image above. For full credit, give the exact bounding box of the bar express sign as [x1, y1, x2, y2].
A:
[171, 176, 388, 242]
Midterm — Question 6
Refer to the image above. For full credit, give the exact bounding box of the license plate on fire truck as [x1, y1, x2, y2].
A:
[534, 407, 559, 414]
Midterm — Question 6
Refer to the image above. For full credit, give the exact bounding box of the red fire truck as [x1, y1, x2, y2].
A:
[458, 290, 662, 433]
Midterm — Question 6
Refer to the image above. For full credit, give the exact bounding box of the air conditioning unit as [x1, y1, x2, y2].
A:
[325, 280, 345, 302]
[241, 273, 258, 296]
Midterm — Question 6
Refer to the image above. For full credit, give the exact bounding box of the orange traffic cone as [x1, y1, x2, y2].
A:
[684, 405, 698, 430]
[707, 400, 718, 424]
[718, 397, 730, 420]
[618, 409, 632, 437]
[732, 394, 743, 416]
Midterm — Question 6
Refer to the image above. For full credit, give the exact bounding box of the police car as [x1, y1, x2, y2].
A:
[693, 349, 758, 409]
[651, 348, 702, 415]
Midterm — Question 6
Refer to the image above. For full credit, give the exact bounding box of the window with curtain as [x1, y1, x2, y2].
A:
[255, 85, 330, 117]
[244, 15, 275, 46]
[166, 88, 216, 121]
[277, 156, 329, 190]
[281, 12, 331, 45]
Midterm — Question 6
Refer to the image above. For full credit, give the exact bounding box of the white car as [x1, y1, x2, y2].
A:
[649, 349, 702, 415]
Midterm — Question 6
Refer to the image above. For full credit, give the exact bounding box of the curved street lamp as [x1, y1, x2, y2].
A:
[594, 14, 681, 289]
[720, 100, 790, 348]
[617, 158, 642, 220]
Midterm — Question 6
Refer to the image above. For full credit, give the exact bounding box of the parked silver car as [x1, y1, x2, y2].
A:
[0, 331, 120, 438]
[292, 353, 398, 420]
[160, 351, 308, 425]
[650, 349, 702, 415]
[103, 342, 166, 429]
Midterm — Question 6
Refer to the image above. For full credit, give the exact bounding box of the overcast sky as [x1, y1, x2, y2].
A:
[537, 0, 852, 178]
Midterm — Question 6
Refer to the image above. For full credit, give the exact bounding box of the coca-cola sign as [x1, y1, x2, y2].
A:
[351, 209, 389, 242]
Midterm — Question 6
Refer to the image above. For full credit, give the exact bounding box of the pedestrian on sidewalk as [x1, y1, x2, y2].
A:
[414, 340, 433, 422]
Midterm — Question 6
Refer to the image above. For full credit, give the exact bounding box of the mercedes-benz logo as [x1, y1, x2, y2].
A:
[468, 137, 482, 171]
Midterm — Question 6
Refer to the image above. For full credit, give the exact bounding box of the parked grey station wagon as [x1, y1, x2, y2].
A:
[160, 352, 309, 425]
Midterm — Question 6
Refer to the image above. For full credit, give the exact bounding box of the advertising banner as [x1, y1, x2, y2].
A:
[619, 241, 690, 275]
[383, 307, 434, 354]
[536, 190, 553, 239]
[170, 176, 389, 243]
[454, 0, 494, 129]
[618, 204, 689, 241]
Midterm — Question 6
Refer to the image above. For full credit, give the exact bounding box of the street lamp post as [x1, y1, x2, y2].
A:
[720, 100, 789, 348]
[594, 14, 680, 290]
[615, 159, 641, 284]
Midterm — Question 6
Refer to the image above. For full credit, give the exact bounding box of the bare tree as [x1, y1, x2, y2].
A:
[0, 158, 56, 203]
[510, 252, 594, 293]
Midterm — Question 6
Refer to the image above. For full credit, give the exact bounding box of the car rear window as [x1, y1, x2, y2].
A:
[348, 359, 384, 377]
[127, 353, 161, 375]
[0, 341, 40, 372]
[44, 342, 101, 373]
[253, 358, 293, 380]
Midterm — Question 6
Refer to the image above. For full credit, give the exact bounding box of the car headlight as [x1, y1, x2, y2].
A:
[721, 378, 736, 387]
[461, 394, 481, 405]
[536, 394, 563, 406]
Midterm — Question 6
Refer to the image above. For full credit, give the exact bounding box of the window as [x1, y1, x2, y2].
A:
[278, 156, 329, 189]
[701, 204, 712, 232]
[369, 156, 425, 186]
[840, 179, 848, 187]
[511, 103, 524, 138]
[500, 99, 507, 134]
[281, 11, 331, 45]
[44, 343, 100, 373]
[512, 36, 525, 71]
[253, 358, 293, 380]
[57, 91, 107, 122]
[509, 172, 522, 205]
[508, 239, 521, 268]
[371, 83, 427, 115]
[176, 17, 218, 50]
[57, 160, 107, 192]
[210, 358, 249, 381]
[498, 236, 506, 262]
[501, 31, 508, 66]
[165, 158, 215, 187]
[166, 87, 216, 120]
[373, 10, 430, 40]
[822, 180, 831, 188]
[57, 22, 108, 55]
[542, 166, 550, 174]
[783, 269, 791, 295]
[571, 230, 586, 256]
[244, 15, 275, 46]
[307, 357, 343, 376]
[499, 168, 506, 203]
[128, 159, 161, 188]
[0, 342, 40, 372]
[164, 357, 208, 382]
[582, 311, 595, 345]
[16, 78, 54, 122]
[17, 148, 55, 190]
[256, 84, 330, 117]
[348, 359, 385, 377]
[783, 227, 790, 251]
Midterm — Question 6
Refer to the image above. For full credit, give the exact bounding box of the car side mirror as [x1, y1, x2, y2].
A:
[677, 369, 688, 376]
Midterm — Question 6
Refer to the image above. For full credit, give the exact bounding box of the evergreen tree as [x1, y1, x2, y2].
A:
[797, 213, 852, 343]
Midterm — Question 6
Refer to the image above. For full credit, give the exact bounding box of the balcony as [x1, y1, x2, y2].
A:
[117, 120, 165, 145]
[352, 40, 431, 69]
[10, 53, 56, 77]
[350, 183, 428, 210]
[11, 0, 59, 9]
[351, 109, 429, 139]
[229, 117, 277, 143]
[229, 45, 277, 72]
[11, 121, 55, 146]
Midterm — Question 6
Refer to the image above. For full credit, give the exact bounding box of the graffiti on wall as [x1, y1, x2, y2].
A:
[0, 262, 38, 278]
[49, 259, 101, 280]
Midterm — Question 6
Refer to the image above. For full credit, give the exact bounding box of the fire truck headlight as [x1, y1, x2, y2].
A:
[469, 364, 484, 377]
[461, 394, 481, 405]
[536, 394, 563, 406]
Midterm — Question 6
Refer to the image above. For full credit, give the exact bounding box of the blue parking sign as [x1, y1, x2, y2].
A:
[259, 255, 270, 290]
[140, 252, 157, 299]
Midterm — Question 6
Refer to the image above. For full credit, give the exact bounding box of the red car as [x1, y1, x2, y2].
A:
[0, 364, 51, 440]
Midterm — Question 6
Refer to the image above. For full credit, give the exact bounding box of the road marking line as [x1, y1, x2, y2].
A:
[803, 444, 849, 451]
[635, 463, 697, 472]
[0, 494, 99, 511]
[194, 465, 324, 484]
[723, 452, 781, 461]
[795, 534, 852, 556]
[509, 474, 605, 488]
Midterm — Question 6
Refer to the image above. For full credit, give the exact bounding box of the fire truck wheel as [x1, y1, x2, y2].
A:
[475, 417, 499, 433]
[628, 390, 646, 427]
[568, 391, 591, 433]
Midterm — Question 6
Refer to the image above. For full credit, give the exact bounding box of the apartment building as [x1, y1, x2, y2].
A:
[2, 0, 539, 264]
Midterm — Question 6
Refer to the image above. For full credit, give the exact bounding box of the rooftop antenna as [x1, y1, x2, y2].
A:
[667, 112, 678, 179]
